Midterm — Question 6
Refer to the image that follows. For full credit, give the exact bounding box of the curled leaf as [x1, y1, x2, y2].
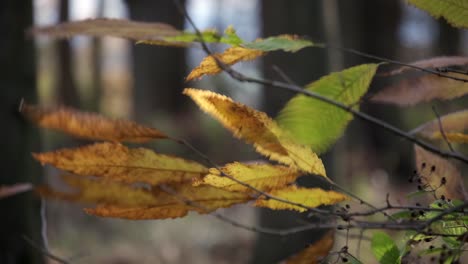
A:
[432, 132, 468, 144]
[285, 230, 334, 264]
[255, 186, 347, 212]
[383, 56, 468, 76]
[200, 162, 302, 192]
[371, 73, 468, 106]
[184, 88, 326, 176]
[33, 142, 208, 185]
[29, 18, 186, 46]
[414, 146, 467, 201]
[186, 47, 264, 81]
[410, 110, 468, 139]
[21, 103, 167, 142]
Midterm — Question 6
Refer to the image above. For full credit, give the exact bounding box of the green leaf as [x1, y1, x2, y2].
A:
[371, 231, 400, 264]
[220, 26, 244, 46]
[408, 0, 468, 29]
[243, 35, 315, 52]
[277, 64, 378, 153]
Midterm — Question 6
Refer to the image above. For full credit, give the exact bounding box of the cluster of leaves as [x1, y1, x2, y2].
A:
[10, 1, 468, 263]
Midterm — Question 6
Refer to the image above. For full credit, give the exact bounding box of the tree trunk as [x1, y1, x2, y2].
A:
[0, 1, 44, 263]
[126, 0, 186, 121]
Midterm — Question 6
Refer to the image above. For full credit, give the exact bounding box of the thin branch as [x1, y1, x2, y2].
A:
[22, 235, 70, 264]
[432, 106, 455, 152]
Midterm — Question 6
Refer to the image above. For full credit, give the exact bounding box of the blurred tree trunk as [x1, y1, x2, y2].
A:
[90, 0, 104, 112]
[0, 1, 44, 263]
[252, 1, 329, 263]
[436, 19, 460, 55]
[56, 0, 80, 108]
[126, 0, 186, 121]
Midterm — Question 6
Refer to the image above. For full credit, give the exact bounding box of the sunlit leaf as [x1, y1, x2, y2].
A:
[33, 142, 208, 185]
[86, 184, 251, 220]
[186, 47, 264, 81]
[382, 56, 468, 76]
[285, 230, 334, 264]
[414, 145, 467, 200]
[277, 64, 378, 153]
[244, 35, 315, 52]
[184, 88, 326, 176]
[433, 132, 468, 144]
[371, 73, 468, 106]
[21, 103, 167, 142]
[371, 231, 400, 264]
[254, 186, 347, 212]
[0, 183, 33, 200]
[200, 162, 302, 192]
[29, 18, 187, 46]
[410, 110, 468, 139]
[408, 0, 468, 29]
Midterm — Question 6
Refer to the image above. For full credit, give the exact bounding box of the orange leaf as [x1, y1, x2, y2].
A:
[33, 142, 208, 185]
[371, 73, 468, 106]
[201, 162, 301, 192]
[21, 103, 167, 142]
[285, 230, 334, 264]
[0, 183, 33, 200]
[29, 18, 186, 46]
[184, 88, 326, 176]
[186, 47, 264, 81]
[414, 146, 467, 200]
[255, 186, 347, 212]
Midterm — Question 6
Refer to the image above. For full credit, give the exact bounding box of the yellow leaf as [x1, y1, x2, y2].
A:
[86, 184, 252, 220]
[285, 230, 334, 264]
[21, 103, 167, 142]
[186, 47, 264, 81]
[37, 175, 159, 207]
[184, 88, 326, 176]
[255, 186, 347, 212]
[201, 162, 302, 192]
[414, 146, 467, 200]
[433, 132, 468, 144]
[410, 109, 468, 139]
[33, 142, 208, 185]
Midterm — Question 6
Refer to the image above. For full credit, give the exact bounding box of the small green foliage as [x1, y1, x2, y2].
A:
[243, 35, 315, 52]
[371, 231, 401, 264]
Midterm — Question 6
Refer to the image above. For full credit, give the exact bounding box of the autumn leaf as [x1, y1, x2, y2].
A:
[0, 183, 33, 200]
[86, 184, 252, 220]
[243, 34, 315, 52]
[410, 110, 468, 139]
[433, 132, 468, 144]
[21, 103, 167, 142]
[407, 0, 468, 29]
[186, 47, 264, 81]
[184, 88, 326, 176]
[382, 56, 468, 76]
[255, 186, 347, 212]
[29, 18, 187, 46]
[414, 146, 467, 200]
[371, 73, 468, 106]
[285, 230, 334, 264]
[200, 162, 302, 192]
[33, 142, 208, 185]
[277, 64, 379, 153]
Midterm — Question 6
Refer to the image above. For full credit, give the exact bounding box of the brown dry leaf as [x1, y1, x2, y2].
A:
[411, 110, 468, 139]
[414, 146, 467, 201]
[29, 18, 185, 46]
[186, 47, 265, 81]
[285, 230, 334, 264]
[86, 184, 252, 220]
[21, 103, 167, 142]
[184, 88, 326, 176]
[255, 186, 347, 212]
[433, 132, 468, 144]
[383, 56, 468, 76]
[371, 73, 468, 106]
[0, 183, 33, 199]
[200, 162, 302, 192]
[33, 142, 208, 185]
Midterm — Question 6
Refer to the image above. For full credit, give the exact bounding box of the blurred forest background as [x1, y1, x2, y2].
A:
[1, 0, 467, 263]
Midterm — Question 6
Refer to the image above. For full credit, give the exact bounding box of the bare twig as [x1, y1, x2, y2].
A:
[22, 235, 70, 264]
[432, 106, 455, 152]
